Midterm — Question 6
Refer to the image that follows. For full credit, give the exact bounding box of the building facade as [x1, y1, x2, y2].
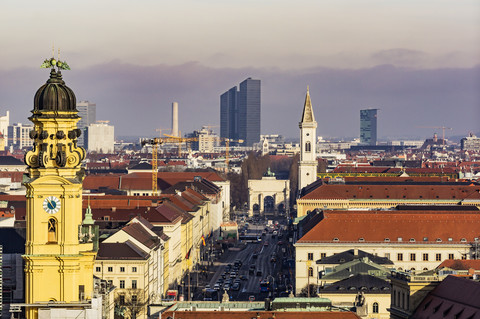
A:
[85, 122, 115, 153]
[0, 111, 9, 147]
[76, 100, 96, 146]
[360, 109, 378, 145]
[7, 123, 34, 150]
[220, 78, 260, 146]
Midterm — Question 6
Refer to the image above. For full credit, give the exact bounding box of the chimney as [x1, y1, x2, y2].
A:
[172, 102, 179, 137]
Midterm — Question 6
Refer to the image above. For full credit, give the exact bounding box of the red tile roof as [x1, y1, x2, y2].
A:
[160, 311, 360, 319]
[122, 222, 159, 249]
[436, 259, 480, 271]
[301, 184, 480, 200]
[297, 210, 480, 244]
[83, 175, 121, 190]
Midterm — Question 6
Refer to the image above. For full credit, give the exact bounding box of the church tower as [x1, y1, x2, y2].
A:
[298, 87, 318, 193]
[23, 59, 97, 318]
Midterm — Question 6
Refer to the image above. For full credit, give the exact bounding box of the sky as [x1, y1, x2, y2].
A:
[0, 0, 479, 140]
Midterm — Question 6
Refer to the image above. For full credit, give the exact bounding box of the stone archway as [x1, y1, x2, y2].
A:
[264, 196, 275, 213]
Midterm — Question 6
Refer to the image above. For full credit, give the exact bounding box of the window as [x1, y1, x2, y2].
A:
[385, 253, 390, 259]
[308, 267, 313, 277]
[307, 253, 313, 261]
[131, 295, 138, 304]
[120, 267, 125, 273]
[320, 253, 326, 258]
[108, 267, 113, 272]
[436, 253, 442, 261]
[305, 142, 311, 153]
[410, 253, 416, 261]
[120, 280, 125, 289]
[423, 253, 429, 261]
[448, 253, 454, 260]
[132, 267, 137, 273]
[373, 302, 379, 313]
[119, 295, 125, 305]
[397, 253, 403, 261]
[132, 280, 137, 289]
[461, 254, 467, 260]
[47, 218, 57, 242]
[95, 266, 101, 272]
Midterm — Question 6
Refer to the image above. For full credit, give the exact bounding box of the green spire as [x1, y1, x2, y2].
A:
[82, 206, 95, 225]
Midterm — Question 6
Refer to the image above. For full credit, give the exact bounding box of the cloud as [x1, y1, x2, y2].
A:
[371, 49, 428, 67]
[0, 62, 478, 141]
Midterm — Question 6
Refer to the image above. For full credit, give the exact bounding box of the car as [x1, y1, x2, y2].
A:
[252, 253, 258, 259]
[278, 241, 284, 245]
[224, 284, 230, 291]
[213, 284, 220, 290]
[249, 295, 256, 302]
[205, 284, 211, 289]
[240, 275, 248, 281]
[256, 270, 262, 276]
[234, 278, 241, 283]
[270, 257, 277, 263]
[231, 283, 240, 291]
[264, 241, 269, 246]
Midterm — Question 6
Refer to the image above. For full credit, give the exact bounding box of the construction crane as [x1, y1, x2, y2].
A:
[418, 126, 452, 147]
[163, 134, 198, 157]
[141, 138, 164, 196]
[214, 137, 244, 166]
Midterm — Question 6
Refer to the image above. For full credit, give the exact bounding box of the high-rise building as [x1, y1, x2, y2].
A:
[7, 123, 34, 150]
[360, 109, 378, 145]
[77, 100, 96, 146]
[85, 122, 115, 153]
[220, 87, 237, 141]
[220, 78, 260, 146]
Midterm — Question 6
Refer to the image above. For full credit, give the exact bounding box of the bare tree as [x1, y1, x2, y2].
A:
[114, 289, 148, 319]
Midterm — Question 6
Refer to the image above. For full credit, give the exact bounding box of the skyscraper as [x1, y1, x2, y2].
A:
[220, 78, 260, 146]
[360, 109, 378, 145]
[77, 100, 96, 146]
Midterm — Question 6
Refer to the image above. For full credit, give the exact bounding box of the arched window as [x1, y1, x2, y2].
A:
[308, 267, 313, 277]
[373, 302, 379, 313]
[48, 218, 57, 242]
[305, 141, 311, 152]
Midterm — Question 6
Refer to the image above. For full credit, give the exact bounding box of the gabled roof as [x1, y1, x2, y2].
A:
[321, 274, 390, 294]
[83, 175, 121, 190]
[297, 210, 480, 244]
[96, 241, 149, 260]
[317, 249, 393, 265]
[436, 259, 480, 271]
[153, 202, 184, 224]
[411, 276, 480, 319]
[122, 222, 159, 249]
[0, 156, 25, 166]
[322, 258, 391, 281]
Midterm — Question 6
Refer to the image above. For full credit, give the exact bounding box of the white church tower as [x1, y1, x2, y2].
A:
[298, 87, 318, 193]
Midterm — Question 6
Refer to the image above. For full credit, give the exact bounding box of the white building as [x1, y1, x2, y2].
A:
[86, 122, 115, 153]
[7, 123, 33, 150]
[0, 111, 9, 146]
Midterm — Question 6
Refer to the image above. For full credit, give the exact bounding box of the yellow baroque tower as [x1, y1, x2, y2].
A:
[23, 65, 97, 318]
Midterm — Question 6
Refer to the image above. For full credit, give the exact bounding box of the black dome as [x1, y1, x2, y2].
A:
[34, 69, 77, 112]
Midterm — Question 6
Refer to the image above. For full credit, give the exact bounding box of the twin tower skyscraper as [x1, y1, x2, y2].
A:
[220, 78, 261, 147]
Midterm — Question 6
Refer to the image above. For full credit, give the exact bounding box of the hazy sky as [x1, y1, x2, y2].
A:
[1, 0, 479, 139]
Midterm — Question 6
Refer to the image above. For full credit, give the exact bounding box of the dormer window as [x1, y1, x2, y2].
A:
[409, 238, 415, 243]
[461, 238, 467, 243]
[384, 238, 390, 242]
[436, 238, 442, 242]
[333, 238, 339, 242]
[359, 238, 365, 242]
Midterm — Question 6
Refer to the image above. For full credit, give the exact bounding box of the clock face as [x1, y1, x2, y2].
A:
[43, 196, 61, 214]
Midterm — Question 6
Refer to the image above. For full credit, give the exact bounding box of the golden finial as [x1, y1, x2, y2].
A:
[52, 42, 55, 57]
[58, 48, 60, 60]
[307, 85, 309, 92]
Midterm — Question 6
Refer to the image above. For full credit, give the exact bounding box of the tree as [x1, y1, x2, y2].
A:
[300, 283, 318, 297]
[114, 289, 148, 319]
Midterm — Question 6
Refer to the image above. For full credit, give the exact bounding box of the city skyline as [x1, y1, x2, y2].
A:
[0, 0, 479, 139]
